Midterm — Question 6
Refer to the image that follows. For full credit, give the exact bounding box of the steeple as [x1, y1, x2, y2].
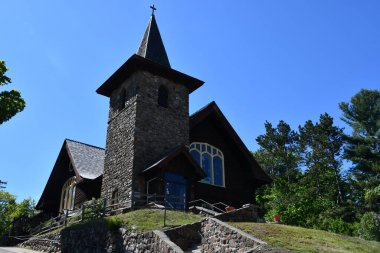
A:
[137, 10, 171, 68]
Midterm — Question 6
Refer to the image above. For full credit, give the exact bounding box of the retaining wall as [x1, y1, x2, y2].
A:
[200, 218, 266, 253]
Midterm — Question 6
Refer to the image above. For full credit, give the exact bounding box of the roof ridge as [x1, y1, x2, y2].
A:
[190, 101, 216, 118]
[65, 138, 105, 150]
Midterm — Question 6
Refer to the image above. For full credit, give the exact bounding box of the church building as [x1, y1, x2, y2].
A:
[36, 11, 271, 215]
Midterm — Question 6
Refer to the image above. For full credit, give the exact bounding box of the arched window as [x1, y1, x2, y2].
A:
[190, 143, 225, 187]
[158, 85, 168, 108]
[59, 177, 76, 212]
[118, 88, 126, 111]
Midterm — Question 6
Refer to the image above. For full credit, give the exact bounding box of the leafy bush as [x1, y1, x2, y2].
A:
[317, 217, 358, 236]
[359, 212, 380, 241]
[105, 216, 123, 232]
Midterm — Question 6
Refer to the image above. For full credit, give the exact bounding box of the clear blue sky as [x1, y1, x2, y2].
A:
[1, 0, 379, 202]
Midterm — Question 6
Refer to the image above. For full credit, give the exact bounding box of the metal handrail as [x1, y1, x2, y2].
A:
[188, 199, 226, 213]
[212, 202, 229, 208]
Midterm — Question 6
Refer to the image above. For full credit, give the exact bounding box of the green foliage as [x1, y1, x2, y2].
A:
[339, 89, 380, 212]
[105, 216, 123, 232]
[254, 89, 380, 240]
[82, 198, 103, 221]
[255, 114, 357, 236]
[359, 212, 380, 241]
[364, 185, 380, 212]
[0, 191, 17, 238]
[0, 191, 35, 238]
[0, 60, 26, 124]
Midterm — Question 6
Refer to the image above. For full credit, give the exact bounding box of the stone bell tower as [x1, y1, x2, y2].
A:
[97, 11, 204, 204]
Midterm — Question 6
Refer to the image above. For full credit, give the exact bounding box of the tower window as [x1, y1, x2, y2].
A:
[118, 88, 126, 111]
[158, 85, 168, 108]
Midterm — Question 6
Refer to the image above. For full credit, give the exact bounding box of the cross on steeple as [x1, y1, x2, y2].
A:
[150, 5, 156, 15]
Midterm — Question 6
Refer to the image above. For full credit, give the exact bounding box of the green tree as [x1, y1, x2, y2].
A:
[299, 113, 345, 205]
[339, 89, 380, 212]
[255, 115, 357, 235]
[254, 120, 302, 224]
[0, 191, 35, 239]
[256, 120, 300, 182]
[0, 191, 17, 238]
[0, 60, 26, 124]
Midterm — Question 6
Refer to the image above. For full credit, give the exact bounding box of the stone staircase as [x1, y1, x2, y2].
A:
[184, 245, 202, 253]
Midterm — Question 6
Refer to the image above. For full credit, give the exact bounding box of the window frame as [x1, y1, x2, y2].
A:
[189, 142, 225, 187]
[59, 177, 76, 212]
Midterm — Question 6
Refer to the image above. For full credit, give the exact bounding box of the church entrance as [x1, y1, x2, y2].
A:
[164, 172, 186, 210]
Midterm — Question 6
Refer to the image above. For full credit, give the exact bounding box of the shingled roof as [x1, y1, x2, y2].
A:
[65, 139, 105, 180]
[137, 14, 171, 68]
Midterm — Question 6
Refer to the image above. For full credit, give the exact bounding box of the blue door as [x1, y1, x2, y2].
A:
[164, 173, 186, 210]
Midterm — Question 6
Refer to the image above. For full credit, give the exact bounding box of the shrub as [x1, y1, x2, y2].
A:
[359, 212, 380, 241]
[105, 216, 123, 232]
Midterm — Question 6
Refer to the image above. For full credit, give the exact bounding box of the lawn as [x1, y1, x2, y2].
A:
[107, 209, 201, 232]
[232, 222, 380, 253]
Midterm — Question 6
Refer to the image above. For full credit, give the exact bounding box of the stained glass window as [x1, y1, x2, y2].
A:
[189, 142, 225, 187]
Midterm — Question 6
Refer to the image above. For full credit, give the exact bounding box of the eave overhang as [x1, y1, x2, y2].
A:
[96, 54, 204, 97]
[140, 145, 207, 181]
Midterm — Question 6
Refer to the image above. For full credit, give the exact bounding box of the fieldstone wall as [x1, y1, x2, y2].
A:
[200, 218, 266, 253]
[101, 70, 190, 204]
[20, 231, 61, 253]
[215, 204, 259, 222]
[101, 72, 138, 203]
[20, 224, 184, 253]
[133, 70, 189, 192]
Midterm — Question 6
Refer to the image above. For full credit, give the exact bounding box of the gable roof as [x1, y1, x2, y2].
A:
[66, 139, 104, 180]
[137, 14, 171, 68]
[140, 145, 206, 180]
[190, 101, 272, 185]
[36, 139, 104, 210]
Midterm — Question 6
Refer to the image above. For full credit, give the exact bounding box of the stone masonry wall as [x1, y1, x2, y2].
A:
[101, 70, 190, 203]
[21, 224, 184, 253]
[101, 71, 138, 202]
[20, 231, 61, 253]
[215, 204, 258, 222]
[200, 218, 266, 253]
[133, 70, 189, 192]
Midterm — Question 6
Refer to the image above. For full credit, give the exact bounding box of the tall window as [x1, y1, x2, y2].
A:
[118, 88, 126, 111]
[158, 85, 168, 107]
[111, 189, 119, 205]
[59, 177, 76, 212]
[190, 142, 225, 187]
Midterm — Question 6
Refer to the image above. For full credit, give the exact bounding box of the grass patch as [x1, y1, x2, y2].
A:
[109, 209, 200, 233]
[61, 209, 200, 234]
[232, 222, 380, 253]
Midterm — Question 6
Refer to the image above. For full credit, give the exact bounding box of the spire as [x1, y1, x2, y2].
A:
[137, 8, 171, 68]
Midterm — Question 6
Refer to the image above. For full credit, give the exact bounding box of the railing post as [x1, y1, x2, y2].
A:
[81, 205, 85, 222]
[164, 206, 167, 227]
[50, 217, 54, 229]
[131, 191, 135, 210]
[102, 198, 107, 217]
[64, 210, 69, 226]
